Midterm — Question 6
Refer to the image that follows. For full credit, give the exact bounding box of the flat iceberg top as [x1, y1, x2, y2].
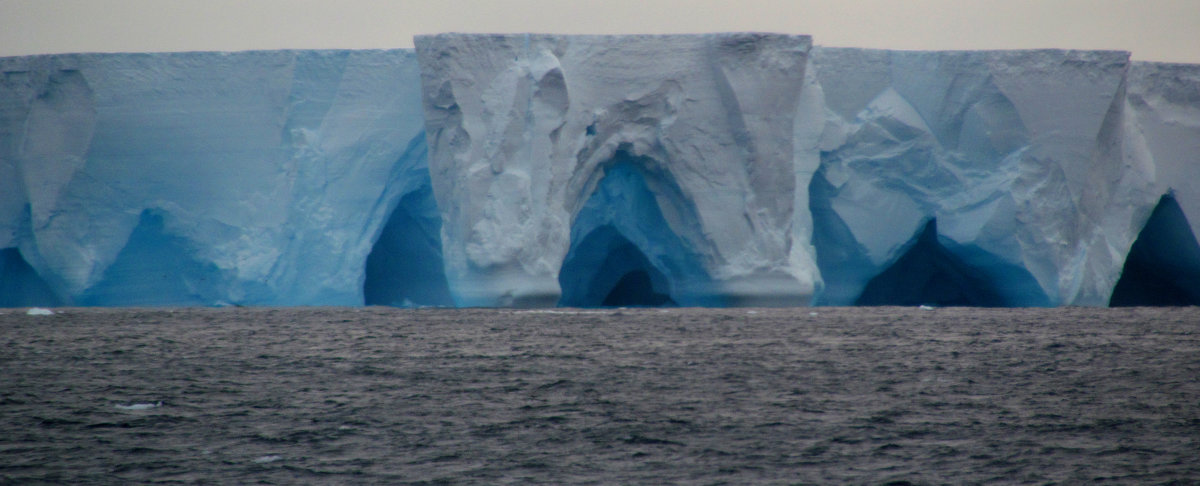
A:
[416, 32, 811, 42]
[0, 48, 414, 62]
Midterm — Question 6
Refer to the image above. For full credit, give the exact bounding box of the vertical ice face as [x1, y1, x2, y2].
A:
[3, 40, 1199, 309]
[0, 50, 442, 306]
[416, 33, 818, 307]
[808, 48, 1153, 306]
[1112, 62, 1200, 305]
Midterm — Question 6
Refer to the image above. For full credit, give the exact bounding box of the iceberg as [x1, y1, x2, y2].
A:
[1, 50, 449, 306]
[1109, 62, 1200, 306]
[415, 33, 819, 307]
[807, 48, 1157, 306]
[1, 35, 1198, 308]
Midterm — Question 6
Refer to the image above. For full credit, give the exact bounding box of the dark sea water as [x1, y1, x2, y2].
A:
[2, 306, 1198, 484]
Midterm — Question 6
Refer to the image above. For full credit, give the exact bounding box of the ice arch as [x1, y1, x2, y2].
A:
[77, 210, 224, 306]
[0, 248, 62, 307]
[363, 184, 454, 307]
[558, 159, 715, 307]
[855, 220, 1047, 307]
[1110, 194, 1200, 306]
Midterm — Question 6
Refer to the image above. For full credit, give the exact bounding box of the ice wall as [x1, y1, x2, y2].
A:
[1110, 62, 1200, 305]
[416, 33, 819, 307]
[2, 37, 1199, 308]
[807, 48, 1158, 306]
[0, 50, 446, 306]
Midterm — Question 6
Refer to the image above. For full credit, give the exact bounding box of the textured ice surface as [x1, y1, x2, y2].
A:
[2, 38, 1199, 308]
[0, 50, 443, 306]
[808, 48, 1158, 306]
[1109, 62, 1200, 306]
[416, 33, 818, 307]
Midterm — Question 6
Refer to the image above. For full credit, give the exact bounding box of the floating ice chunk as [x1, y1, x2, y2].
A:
[253, 455, 282, 464]
[919, 305, 936, 311]
[515, 309, 611, 315]
[115, 401, 162, 410]
[26, 308, 54, 316]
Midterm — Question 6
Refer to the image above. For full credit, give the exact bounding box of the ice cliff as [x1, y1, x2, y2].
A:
[415, 33, 818, 307]
[2, 35, 1198, 307]
[808, 48, 1151, 306]
[1, 50, 451, 306]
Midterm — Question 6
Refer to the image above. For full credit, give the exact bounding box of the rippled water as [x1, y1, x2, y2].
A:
[2, 306, 1199, 484]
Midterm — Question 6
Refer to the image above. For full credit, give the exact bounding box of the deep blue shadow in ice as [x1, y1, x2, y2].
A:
[0, 248, 62, 307]
[78, 210, 224, 306]
[363, 183, 454, 307]
[812, 171, 1049, 306]
[809, 172, 875, 306]
[1110, 193, 1200, 306]
[561, 226, 676, 307]
[559, 156, 714, 307]
[856, 220, 1033, 307]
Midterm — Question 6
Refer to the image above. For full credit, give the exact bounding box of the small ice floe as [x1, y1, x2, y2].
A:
[746, 310, 758, 315]
[809, 311, 819, 317]
[115, 401, 162, 410]
[919, 305, 936, 311]
[516, 309, 609, 315]
[26, 308, 54, 316]
[253, 455, 282, 464]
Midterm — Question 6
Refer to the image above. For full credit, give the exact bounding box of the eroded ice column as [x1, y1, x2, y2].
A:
[809, 48, 1154, 306]
[416, 33, 818, 307]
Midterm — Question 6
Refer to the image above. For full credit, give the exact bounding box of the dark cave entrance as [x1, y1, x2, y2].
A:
[363, 185, 454, 307]
[856, 220, 1008, 307]
[603, 269, 673, 307]
[559, 225, 676, 307]
[0, 248, 61, 307]
[558, 156, 711, 308]
[1110, 194, 1200, 306]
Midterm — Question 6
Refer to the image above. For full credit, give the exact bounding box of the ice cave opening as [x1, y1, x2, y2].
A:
[78, 210, 222, 306]
[363, 185, 454, 307]
[1110, 194, 1200, 306]
[559, 225, 677, 307]
[856, 220, 1010, 307]
[0, 248, 62, 307]
[558, 158, 711, 307]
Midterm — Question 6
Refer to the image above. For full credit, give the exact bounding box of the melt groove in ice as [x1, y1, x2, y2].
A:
[1, 35, 1198, 307]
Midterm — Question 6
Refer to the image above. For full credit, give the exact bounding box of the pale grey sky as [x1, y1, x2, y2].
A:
[2, 0, 1197, 63]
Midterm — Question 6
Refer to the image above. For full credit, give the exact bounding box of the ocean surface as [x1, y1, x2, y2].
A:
[2, 306, 1198, 484]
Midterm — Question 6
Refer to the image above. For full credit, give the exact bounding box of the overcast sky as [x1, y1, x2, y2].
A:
[2, 0, 1197, 63]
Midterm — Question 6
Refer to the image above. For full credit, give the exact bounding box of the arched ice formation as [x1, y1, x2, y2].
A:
[558, 158, 716, 307]
[1110, 194, 1200, 306]
[416, 33, 818, 307]
[2, 37, 1199, 308]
